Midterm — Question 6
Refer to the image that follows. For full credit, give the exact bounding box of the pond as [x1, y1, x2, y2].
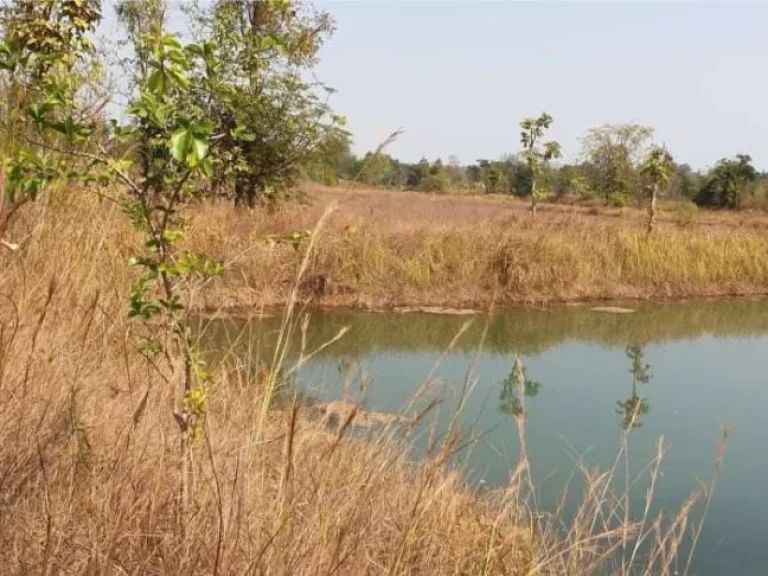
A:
[199, 299, 768, 575]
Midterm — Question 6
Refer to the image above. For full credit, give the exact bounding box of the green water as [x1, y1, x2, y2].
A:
[200, 299, 768, 575]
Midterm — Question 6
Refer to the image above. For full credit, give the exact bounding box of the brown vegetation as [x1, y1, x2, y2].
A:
[0, 197, 530, 574]
[0, 192, 724, 574]
[186, 185, 768, 311]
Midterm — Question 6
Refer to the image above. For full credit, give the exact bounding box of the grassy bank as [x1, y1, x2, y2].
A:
[186, 186, 768, 310]
[0, 192, 722, 574]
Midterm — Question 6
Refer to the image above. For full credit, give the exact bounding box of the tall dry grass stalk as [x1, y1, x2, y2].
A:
[0, 194, 724, 574]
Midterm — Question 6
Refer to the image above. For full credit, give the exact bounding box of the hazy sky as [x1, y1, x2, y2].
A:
[99, 1, 768, 170]
[309, 1, 768, 169]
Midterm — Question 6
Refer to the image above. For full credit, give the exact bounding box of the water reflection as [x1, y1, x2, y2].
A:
[197, 298, 768, 364]
[196, 300, 768, 576]
[617, 344, 652, 430]
[498, 359, 541, 418]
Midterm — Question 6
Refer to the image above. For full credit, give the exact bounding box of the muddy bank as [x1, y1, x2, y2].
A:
[196, 286, 768, 318]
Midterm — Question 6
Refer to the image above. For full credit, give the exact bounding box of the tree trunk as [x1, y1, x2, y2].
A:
[647, 184, 658, 235]
[234, 173, 258, 208]
[530, 182, 537, 217]
[173, 347, 193, 535]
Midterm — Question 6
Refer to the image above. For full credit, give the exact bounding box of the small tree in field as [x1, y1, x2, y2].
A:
[2, 0, 319, 520]
[0, 0, 103, 247]
[695, 154, 757, 209]
[580, 123, 654, 203]
[187, 0, 344, 207]
[2, 0, 228, 522]
[640, 146, 674, 235]
[520, 113, 561, 215]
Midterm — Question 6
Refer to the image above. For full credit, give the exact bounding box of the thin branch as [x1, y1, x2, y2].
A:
[20, 135, 144, 196]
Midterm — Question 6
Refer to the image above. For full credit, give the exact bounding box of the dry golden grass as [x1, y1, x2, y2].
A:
[183, 185, 768, 310]
[0, 192, 724, 574]
[0, 198, 531, 574]
[305, 184, 768, 234]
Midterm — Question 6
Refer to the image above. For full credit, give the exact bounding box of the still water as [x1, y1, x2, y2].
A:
[201, 300, 768, 575]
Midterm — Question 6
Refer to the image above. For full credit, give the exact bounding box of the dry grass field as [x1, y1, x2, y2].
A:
[303, 185, 768, 234]
[183, 184, 768, 311]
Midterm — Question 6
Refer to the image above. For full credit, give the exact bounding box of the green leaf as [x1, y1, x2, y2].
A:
[201, 41, 216, 63]
[201, 157, 214, 178]
[191, 120, 213, 136]
[51, 116, 83, 140]
[184, 44, 204, 58]
[159, 296, 184, 311]
[166, 48, 187, 67]
[169, 128, 192, 163]
[161, 34, 183, 50]
[27, 102, 52, 125]
[148, 70, 166, 94]
[261, 36, 277, 51]
[193, 138, 209, 161]
[232, 124, 256, 142]
[163, 229, 186, 243]
[0, 43, 17, 71]
[166, 67, 189, 88]
[107, 158, 133, 172]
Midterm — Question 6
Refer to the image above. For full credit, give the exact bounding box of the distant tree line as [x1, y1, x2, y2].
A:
[303, 123, 768, 210]
[2, 1, 765, 213]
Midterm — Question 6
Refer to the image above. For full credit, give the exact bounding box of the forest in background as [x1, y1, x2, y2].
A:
[303, 124, 768, 210]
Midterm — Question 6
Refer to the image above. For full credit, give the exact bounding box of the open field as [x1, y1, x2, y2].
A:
[303, 185, 768, 234]
[177, 185, 768, 311]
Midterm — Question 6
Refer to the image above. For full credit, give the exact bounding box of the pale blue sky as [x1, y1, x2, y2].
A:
[310, 1, 768, 169]
[100, 1, 768, 169]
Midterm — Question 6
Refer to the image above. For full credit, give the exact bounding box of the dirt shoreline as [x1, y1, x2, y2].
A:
[196, 287, 768, 318]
